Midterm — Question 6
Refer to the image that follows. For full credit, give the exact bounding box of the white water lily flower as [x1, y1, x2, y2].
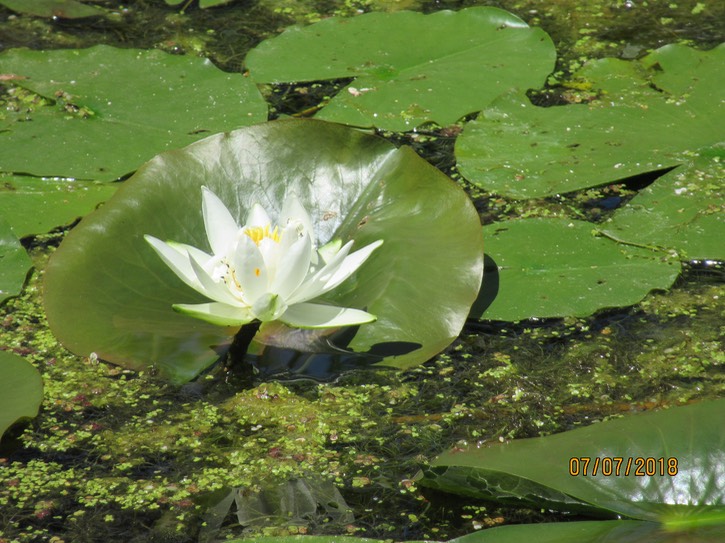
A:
[144, 187, 383, 329]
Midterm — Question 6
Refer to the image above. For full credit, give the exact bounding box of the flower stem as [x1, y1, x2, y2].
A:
[226, 321, 262, 369]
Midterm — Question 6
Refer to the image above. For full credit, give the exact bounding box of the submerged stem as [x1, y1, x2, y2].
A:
[226, 320, 262, 369]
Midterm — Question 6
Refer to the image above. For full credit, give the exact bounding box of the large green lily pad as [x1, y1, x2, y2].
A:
[603, 152, 725, 261]
[473, 218, 680, 322]
[456, 44, 724, 198]
[0, 217, 32, 304]
[0, 175, 118, 238]
[420, 399, 725, 526]
[245, 7, 556, 131]
[0, 45, 267, 180]
[0, 350, 43, 442]
[44, 119, 483, 383]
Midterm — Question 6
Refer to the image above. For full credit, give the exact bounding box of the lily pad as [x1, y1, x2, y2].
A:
[456, 44, 724, 198]
[0, 175, 118, 238]
[245, 7, 556, 131]
[473, 218, 680, 322]
[420, 398, 725, 526]
[603, 152, 725, 261]
[0, 0, 105, 18]
[0, 45, 267, 180]
[44, 119, 483, 383]
[0, 217, 32, 304]
[452, 520, 725, 543]
[0, 350, 43, 441]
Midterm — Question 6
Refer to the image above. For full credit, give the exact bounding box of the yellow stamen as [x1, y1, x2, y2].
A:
[244, 224, 280, 246]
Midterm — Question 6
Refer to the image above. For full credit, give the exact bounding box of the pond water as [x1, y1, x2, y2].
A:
[0, 0, 723, 542]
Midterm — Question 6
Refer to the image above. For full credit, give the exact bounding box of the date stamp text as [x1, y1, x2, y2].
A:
[568, 457, 678, 477]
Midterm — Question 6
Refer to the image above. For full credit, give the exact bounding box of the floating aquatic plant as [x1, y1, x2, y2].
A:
[145, 187, 383, 328]
[43, 119, 484, 383]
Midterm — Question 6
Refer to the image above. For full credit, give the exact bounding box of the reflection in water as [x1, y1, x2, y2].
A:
[245, 324, 421, 382]
[199, 477, 353, 541]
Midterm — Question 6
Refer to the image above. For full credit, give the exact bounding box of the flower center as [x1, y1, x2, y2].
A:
[243, 224, 280, 246]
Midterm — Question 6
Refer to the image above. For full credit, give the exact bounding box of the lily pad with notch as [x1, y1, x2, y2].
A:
[245, 6, 556, 131]
[43, 119, 483, 383]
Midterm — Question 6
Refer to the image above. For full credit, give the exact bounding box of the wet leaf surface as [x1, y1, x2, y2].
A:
[456, 44, 724, 198]
[473, 218, 680, 321]
[246, 7, 555, 131]
[44, 119, 483, 383]
[0, 350, 43, 441]
[0, 45, 267, 180]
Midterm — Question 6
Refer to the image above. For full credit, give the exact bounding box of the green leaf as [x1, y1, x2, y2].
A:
[0, 0, 105, 18]
[0, 45, 268, 180]
[603, 153, 725, 261]
[0, 350, 43, 441]
[44, 119, 483, 383]
[420, 399, 725, 524]
[452, 520, 725, 543]
[456, 44, 724, 198]
[0, 175, 118, 238]
[245, 7, 556, 131]
[0, 217, 32, 304]
[472, 218, 680, 321]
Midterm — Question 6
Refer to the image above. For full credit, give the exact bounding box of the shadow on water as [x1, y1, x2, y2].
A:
[222, 322, 421, 383]
[470, 253, 500, 318]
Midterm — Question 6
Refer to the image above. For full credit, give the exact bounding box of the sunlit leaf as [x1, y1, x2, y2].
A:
[456, 44, 724, 198]
[0, 218, 32, 304]
[44, 119, 483, 383]
[0, 351, 43, 441]
[0, 175, 117, 238]
[0, 45, 267, 180]
[452, 520, 725, 543]
[603, 152, 725, 261]
[420, 399, 725, 525]
[472, 218, 680, 321]
[245, 7, 555, 131]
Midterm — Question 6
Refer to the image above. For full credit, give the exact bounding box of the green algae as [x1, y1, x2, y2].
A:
[1, 253, 723, 541]
[1, 1, 723, 542]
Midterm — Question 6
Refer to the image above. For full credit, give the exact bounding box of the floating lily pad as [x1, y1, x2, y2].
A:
[245, 7, 556, 131]
[0, 45, 267, 180]
[603, 152, 725, 261]
[456, 44, 724, 198]
[420, 399, 725, 526]
[44, 119, 483, 383]
[473, 218, 680, 321]
[0, 350, 43, 442]
[0, 175, 118, 238]
[452, 520, 725, 543]
[0, 0, 105, 18]
[0, 218, 32, 304]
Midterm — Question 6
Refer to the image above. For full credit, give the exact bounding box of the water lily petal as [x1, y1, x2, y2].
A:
[318, 238, 342, 265]
[252, 292, 288, 322]
[280, 302, 377, 328]
[280, 193, 314, 240]
[202, 187, 240, 255]
[145, 235, 199, 290]
[173, 302, 254, 327]
[246, 202, 271, 228]
[187, 253, 241, 306]
[287, 240, 354, 303]
[321, 239, 384, 293]
[231, 235, 269, 303]
[271, 233, 313, 299]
